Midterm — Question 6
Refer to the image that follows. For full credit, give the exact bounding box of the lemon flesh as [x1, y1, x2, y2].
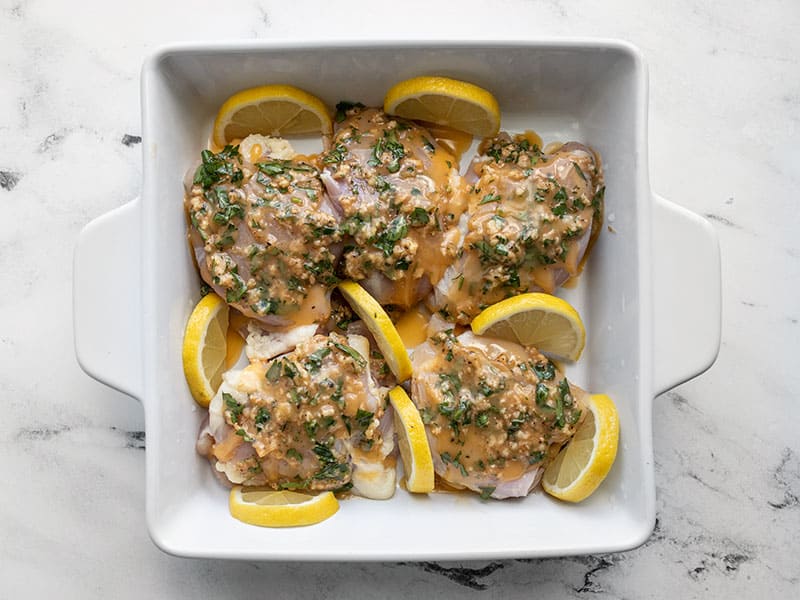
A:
[470, 293, 586, 361]
[213, 84, 332, 146]
[384, 76, 501, 138]
[388, 386, 434, 493]
[229, 487, 339, 528]
[182, 293, 229, 407]
[337, 281, 413, 382]
[542, 394, 619, 502]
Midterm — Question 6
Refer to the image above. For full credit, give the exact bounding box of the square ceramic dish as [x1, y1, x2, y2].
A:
[74, 40, 721, 560]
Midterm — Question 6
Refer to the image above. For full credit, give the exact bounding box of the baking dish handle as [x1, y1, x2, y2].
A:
[73, 198, 142, 400]
[652, 194, 721, 395]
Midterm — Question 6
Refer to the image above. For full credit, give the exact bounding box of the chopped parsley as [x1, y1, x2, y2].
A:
[354, 408, 374, 429]
[572, 161, 587, 181]
[286, 276, 305, 292]
[322, 142, 348, 164]
[592, 185, 605, 214]
[555, 378, 574, 428]
[533, 361, 555, 381]
[223, 392, 244, 424]
[528, 451, 545, 464]
[552, 187, 569, 216]
[210, 188, 245, 225]
[303, 255, 339, 285]
[419, 407, 435, 424]
[373, 215, 408, 256]
[332, 341, 366, 369]
[507, 413, 527, 436]
[479, 193, 502, 205]
[334, 100, 365, 122]
[374, 176, 392, 193]
[438, 372, 462, 398]
[558, 378, 573, 406]
[555, 395, 565, 428]
[250, 298, 281, 315]
[313, 441, 349, 481]
[266, 360, 281, 382]
[409, 207, 430, 226]
[282, 360, 298, 379]
[250, 296, 279, 315]
[440, 451, 469, 477]
[368, 129, 406, 173]
[225, 273, 247, 303]
[279, 479, 309, 490]
[536, 382, 550, 407]
[477, 377, 505, 397]
[479, 486, 496, 500]
[438, 396, 472, 437]
[193, 145, 241, 189]
[235, 428, 254, 442]
[304, 420, 319, 439]
[254, 406, 270, 430]
[305, 346, 331, 373]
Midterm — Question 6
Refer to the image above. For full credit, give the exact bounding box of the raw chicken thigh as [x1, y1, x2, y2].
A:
[320, 105, 466, 309]
[430, 133, 604, 323]
[197, 332, 396, 499]
[411, 329, 586, 499]
[185, 137, 341, 329]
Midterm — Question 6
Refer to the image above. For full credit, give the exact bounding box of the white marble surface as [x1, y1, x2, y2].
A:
[1, 0, 798, 597]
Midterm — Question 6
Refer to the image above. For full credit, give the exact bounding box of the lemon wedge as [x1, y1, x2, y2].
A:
[388, 386, 434, 493]
[384, 76, 501, 137]
[542, 393, 620, 502]
[229, 487, 339, 528]
[337, 281, 413, 382]
[224, 309, 250, 369]
[213, 84, 332, 147]
[182, 293, 229, 407]
[470, 293, 586, 361]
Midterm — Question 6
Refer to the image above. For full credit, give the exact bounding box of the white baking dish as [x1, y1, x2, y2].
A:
[73, 40, 721, 560]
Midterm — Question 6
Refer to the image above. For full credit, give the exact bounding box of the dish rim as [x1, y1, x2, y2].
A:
[138, 38, 656, 560]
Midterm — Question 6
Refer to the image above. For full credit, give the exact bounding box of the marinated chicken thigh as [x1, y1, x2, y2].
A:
[411, 329, 586, 499]
[197, 332, 396, 499]
[431, 133, 604, 323]
[185, 138, 341, 329]
[320, 106, 465, 309]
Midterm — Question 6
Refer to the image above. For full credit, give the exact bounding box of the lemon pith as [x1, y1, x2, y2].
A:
[384, 76, 501, 137]
[388, 386, 434, 493]
[213, 84, 332, 147]
[542, 393, 619, 502]
[470, 293, 586, 361]
[337, 281, 413, 382]
[182, 293, 229, 407]
[229, 487, 339, 527]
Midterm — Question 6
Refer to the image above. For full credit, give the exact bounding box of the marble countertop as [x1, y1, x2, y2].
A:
[1, 0, 798, 597]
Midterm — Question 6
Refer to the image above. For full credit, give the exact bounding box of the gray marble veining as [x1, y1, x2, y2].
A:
[1, 0, 798, 597]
